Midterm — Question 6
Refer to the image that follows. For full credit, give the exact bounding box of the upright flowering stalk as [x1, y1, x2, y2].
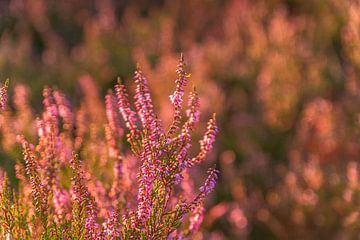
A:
[53, 90, 74, 131]
[18, 136, 48, 226]
[136, 137, 156, 226]
[186, 114, 218, 167]
[133, 68, 163, 147]
[114, 79, 140, 150]
[70, 153, 99, 239]
[105, 90, 124, 160]
[109, 156, 124, 207]
[190, 168, 219, 211]
[188, 205, 205, 234]
[105, 91, 123, 142]
[168, 54, 189, 135]
[173, 89, 201, 172]
[184, 89, 200, 133]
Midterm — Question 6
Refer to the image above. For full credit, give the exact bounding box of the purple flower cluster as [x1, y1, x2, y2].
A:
[169, 54, 189, 135]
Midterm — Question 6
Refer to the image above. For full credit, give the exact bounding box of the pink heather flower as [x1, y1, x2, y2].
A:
[190, 168, 219, 211]
[110, 156, 124, 204]
[70, 153, 99, 238]
[0, 79, 8, 111]
[36, 118, 45, 138]
[53, 90, 74, 131]
[44, 120, 58, 189]
[199, 114, 218, 152]
[168, 54, 189, 135]
[177, 141, 192, 170]
[42, 87, 58, 121]
[136, 138, 155, 225]
[184, 89, 200, 132]
[19, 135, 48, 219]
[134, 68, 163, 144]
[174, 173, 183, 185]
[85, 203, 99, 239]
[114, 80, 139, 141]
[105, 91, 123, 140]
[188, 205, 205, 233]
[105, 124, 118, 158]
[53, 184, 71, 223]
[103, 210, 121, 239]
[187, 114, 218, 167]
[199, 168, 219, 196]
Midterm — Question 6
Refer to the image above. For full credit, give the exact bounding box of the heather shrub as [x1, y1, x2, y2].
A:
[0, 56, 219, 239]
[3, 0, 360, 239]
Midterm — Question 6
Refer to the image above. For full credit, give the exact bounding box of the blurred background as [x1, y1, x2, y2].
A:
[2, 0, 360, 239]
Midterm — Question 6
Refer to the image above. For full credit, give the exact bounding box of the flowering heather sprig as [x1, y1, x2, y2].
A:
[169, 89, 200, 169]
[114, 80, 140, 143]
[199, 168, 219, 196]
[0, 79, 9, 111]
[70, 153, 99, 239]
[43, 119, 57, 190]
[187, 114, 218, 167]
[109, 156, 124, 204]
[134, 67, 163, 145]
[105, 90, 123, 140]
[105, 90, 124, 158]
[53, 90, 74, 131]
[18, 135, 48, 224]
[42, 87, 58, 124]
[52, 184, 71, 224]
[103, 210, 121, 239]
[190, 168, 219, 211]
[188, 205, 205, 234]
[136, 138, 156, 226]
[168, 54, 189, 135]
[184, 89, 200, 132]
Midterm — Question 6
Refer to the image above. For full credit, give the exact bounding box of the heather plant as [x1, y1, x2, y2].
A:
[0, 56, 219, 239]
[3, 0, 360, 238]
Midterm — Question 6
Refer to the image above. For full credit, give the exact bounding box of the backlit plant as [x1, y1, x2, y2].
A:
[0, 56, 219, 239]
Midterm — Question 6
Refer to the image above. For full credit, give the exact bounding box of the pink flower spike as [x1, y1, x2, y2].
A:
[199, 168, 219, 196]
[105, 90, 123, 139]
[134, 67, 163, 143]
[53, 90, 74, 131]
[187, 114, 218, 167]
[168, 54, 189, 135]
[115, 79, 139, 141]
[183, 89, 200, 133]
